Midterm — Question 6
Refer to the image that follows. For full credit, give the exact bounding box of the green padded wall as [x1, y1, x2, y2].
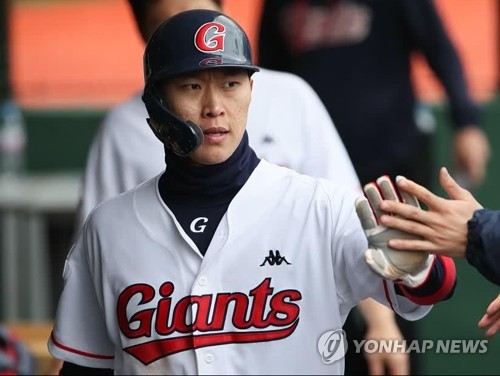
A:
[23, 109, 105, 172]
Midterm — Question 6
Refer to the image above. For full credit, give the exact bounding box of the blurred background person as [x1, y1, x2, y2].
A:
[258, 0, 490, 188]
[257, 0, 491, 374]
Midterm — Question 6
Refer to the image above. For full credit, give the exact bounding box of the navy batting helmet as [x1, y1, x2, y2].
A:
[142, 9, 259, 157]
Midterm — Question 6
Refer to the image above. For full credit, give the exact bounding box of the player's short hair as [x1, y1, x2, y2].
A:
[127, 0, 223, 39]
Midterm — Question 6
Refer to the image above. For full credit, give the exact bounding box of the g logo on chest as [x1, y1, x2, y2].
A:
[190, 217, 209, 233]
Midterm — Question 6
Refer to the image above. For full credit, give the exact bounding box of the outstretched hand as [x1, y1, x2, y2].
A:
[378, 167, 482, 258]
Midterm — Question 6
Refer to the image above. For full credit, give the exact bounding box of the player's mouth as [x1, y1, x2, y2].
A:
[203, 127, 229, 144]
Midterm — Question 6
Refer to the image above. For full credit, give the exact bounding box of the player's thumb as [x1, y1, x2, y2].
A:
[440, 167, 475, 201]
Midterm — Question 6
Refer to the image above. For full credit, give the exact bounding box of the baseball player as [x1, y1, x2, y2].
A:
[75, 2, 405, 372]
[49, 10, 456, 375]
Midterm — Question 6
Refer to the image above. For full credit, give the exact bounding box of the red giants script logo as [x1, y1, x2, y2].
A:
[117, 278, 301, 365]
[194, 22, 226, 53]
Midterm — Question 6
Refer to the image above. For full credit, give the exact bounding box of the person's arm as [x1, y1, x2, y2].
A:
[48, 225, 115, 369]
[465, 209, 500, 286]
[377, 166, 500, 287]
[402, 0, 477, 126]
[357, 299, 409, 375]
[401, 0, 490, 185]
[379, 167, 481, 258]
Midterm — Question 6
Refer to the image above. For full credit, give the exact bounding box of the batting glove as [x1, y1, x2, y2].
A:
[355, 175, 434, 288]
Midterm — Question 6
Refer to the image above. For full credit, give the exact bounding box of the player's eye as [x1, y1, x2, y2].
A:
[222, 81, 240, 89]
[181, 83, 201, 90]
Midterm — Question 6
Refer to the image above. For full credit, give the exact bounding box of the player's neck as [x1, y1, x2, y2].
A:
[161, 131, 260, 201]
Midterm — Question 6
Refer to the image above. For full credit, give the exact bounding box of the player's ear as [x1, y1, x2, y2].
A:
[249, 78, 253, 91]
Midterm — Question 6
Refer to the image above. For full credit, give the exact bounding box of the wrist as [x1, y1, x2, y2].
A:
[397, 255, 457, 305]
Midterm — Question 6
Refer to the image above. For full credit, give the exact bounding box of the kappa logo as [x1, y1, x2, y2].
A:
[260, 250, 291, 266]
[194, 22, 226, 53]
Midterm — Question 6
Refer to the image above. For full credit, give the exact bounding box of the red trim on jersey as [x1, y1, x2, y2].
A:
[382, 280, 395, 312]
[398, 256, 456, 305]
[50, 331, 114, 360]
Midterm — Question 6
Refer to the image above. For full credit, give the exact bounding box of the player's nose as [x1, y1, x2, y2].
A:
[201, 86, 225, 118]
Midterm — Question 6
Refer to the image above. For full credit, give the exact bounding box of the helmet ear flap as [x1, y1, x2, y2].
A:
[146, 118, 203, 157]
[143, 86, 203, 157]
[146, 118, 167, 144]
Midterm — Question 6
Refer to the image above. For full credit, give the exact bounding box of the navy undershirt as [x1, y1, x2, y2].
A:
[159, 131, 260, 255]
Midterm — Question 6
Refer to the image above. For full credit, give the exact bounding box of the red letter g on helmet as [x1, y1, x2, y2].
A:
[195, 22, 226, 53]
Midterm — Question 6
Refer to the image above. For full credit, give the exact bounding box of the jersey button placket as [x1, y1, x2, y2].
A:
[196, 349, 219, 373]
[204, 352, 214, 363]
[198, 276, 208, 286]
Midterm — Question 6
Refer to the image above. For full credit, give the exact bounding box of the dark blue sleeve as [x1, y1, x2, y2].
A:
[466, 209, 500, 286]
[400, 0, 480, 128]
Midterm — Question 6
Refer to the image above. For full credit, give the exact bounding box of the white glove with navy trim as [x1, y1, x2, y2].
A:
[355, 175, 434, 288]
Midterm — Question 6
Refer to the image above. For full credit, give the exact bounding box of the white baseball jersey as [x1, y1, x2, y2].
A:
[76, 68, 361, 231]
[49, 160, 431, 375]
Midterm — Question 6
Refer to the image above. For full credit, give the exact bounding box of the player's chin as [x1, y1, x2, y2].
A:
[190, 145, 234, 166]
